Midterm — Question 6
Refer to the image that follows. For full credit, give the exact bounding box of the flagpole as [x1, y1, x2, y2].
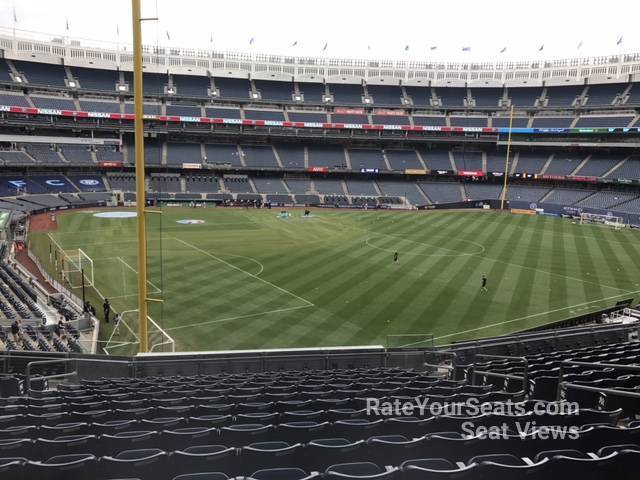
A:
[500, 104, 515, 210]
[12, 7, 16, 43]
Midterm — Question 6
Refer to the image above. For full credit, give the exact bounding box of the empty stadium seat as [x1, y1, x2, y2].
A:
[325, 462, 397, 479]
[101, 448, 169, 480]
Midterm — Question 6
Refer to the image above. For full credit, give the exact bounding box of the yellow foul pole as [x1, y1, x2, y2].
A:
[131, 0, 148, 353]
[500, 104, 515, 210]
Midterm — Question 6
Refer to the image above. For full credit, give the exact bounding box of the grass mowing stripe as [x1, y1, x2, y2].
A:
[364, 211, 491, 316]
[293, 212, 451, 346]
[398, 214, 497, 338]
[454, 213, 524, 329]
[172, 236, 314, 307]
[600, 228, 640, 290]
[588, 227, 634, 292]
[571, 225, 606, 302]
[502, 215, 540, 322]
[336, 215, 459, 345]
[547, 213, 569, 310]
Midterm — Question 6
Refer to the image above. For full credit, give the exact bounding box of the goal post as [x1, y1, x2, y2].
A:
[102, 308, 175, 355]
[579, 212, 625, 230]
[59, 248, 95, 289]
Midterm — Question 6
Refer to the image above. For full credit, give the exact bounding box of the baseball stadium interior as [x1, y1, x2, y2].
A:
[1, 1, 640, 478]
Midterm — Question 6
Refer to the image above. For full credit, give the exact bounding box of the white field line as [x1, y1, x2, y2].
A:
[49, 221, 257, 237]
[93, 254, 264, 278]
[433, 289, 640, 342]
[116, 257, 162, 294]
[107, 293, 139, 300]
[164, 305, 314, 332]
[53, 238, 165, 249]
[171, 237, 314, 307]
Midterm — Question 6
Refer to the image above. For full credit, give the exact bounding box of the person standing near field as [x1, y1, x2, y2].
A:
[113, 313, 122, 336]
[481, 274, 488, 292]
[394, 252, 399, 264]
[103, 299, 111, 323]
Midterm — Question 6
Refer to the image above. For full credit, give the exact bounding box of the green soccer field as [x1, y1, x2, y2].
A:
[28, 207, 640, 354]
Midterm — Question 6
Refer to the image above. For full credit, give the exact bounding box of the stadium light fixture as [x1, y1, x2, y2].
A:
[117, 84, 128, 92]
[13, 76, 22, 83]
[251, 91, 261, 100]
[166, 86, 176, 95]
[323, 94, 333, 104]
[67, 80, 77, 88]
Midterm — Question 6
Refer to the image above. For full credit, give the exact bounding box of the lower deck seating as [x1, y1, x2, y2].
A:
[0, 361, 637, 480]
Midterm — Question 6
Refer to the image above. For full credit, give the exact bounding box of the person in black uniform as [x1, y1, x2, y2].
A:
[481, 274, 488, 292]
[103, 299, 111, 323]
[394, 252, 399, 264]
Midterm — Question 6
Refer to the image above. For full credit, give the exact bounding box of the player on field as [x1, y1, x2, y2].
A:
[394, 252, 399, 264]
[113, 313, 123, 336]
[481, 274, 488, 292]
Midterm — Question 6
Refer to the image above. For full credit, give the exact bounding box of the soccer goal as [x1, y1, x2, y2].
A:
[579, 212, 625, 230]
[59, 248, 95, 288]
[102, 309, 175, 356]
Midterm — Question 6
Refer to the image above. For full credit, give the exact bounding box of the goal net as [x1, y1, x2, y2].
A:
[579, 212, 625, 230]
[102, 309, 175, 356]
[59, 248, 95, 288]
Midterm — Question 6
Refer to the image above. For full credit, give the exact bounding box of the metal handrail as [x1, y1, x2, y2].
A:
[25, 358, 75, 394]
[7, 349, 429, 381]
[472, 354, 529, 391]
[422, 350, 458, 379]
[556, 359, 640, 401]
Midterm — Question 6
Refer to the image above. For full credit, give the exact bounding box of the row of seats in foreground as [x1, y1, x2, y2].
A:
[1, 443, 639, 480]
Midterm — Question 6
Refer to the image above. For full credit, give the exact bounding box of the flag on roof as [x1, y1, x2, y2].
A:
[210, 33, 213, 43]
[538, 44, 544, 52]
[291, 41, 298, 47]
[322, 42, 328, 51]
[65, 17, 69, 31]
[13, 7, 17, 23]
[249, 37, 255, 45]
[165, 31, 170, 41]
[462, 46, 471, 52]
[430, 46, 437, 51]
[404, 45, 410, 51]
[500, 47, 507, 53]
[367, 45, 371, 51]
[116, 25, 119, 37]
[577, 41, 583, 49]
[617, 36, 623, 45]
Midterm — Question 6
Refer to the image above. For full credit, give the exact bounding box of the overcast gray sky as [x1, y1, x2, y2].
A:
[1, 0, 638, 62]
